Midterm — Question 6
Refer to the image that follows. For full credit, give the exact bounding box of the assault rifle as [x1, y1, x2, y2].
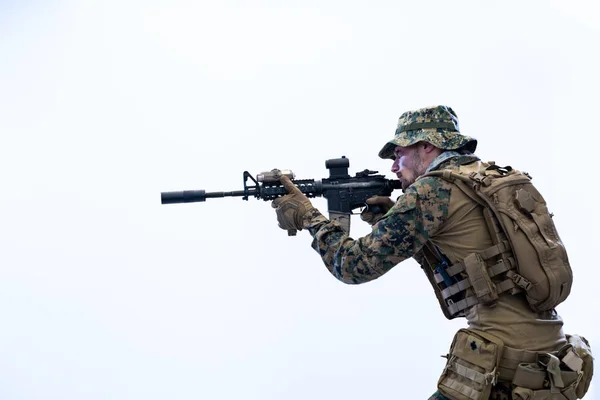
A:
[161, 156, 402, 234]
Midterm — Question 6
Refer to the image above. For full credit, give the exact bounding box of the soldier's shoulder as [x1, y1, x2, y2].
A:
[436, 154, 479, 170]
[409, 175, 452, 201]
[399, 176, 451, 221]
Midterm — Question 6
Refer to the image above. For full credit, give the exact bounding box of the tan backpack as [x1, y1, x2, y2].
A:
[423, 161, 572, 313]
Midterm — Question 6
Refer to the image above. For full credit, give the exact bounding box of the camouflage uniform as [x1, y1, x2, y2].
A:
[300, 106, 566, 400]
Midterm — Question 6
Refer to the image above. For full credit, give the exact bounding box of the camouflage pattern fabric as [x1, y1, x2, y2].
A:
[490, 383, 513, 400]
[303, 154, 478, 284]
[428, 382, 513, 400]
[304, 174, 451, 283]
[378, 105, 477, 160]
[425, 153, 480, 173]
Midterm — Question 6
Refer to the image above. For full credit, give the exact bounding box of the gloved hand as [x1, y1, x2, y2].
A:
[271, 175, 314, 236]
[360, 196, 395, 225]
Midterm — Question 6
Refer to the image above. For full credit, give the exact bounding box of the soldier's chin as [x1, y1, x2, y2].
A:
[401, 179, 414, 191]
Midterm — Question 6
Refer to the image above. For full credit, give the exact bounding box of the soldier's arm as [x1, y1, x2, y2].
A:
[304, 177, 451, 284]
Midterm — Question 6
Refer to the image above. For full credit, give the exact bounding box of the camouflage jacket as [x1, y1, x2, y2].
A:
[303, 151, 478, 284]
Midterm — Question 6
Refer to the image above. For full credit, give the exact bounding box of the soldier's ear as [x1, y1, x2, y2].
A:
[422, 142, 440, 154]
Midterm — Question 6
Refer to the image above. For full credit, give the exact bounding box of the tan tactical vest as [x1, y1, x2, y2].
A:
[417, 161, 573, 320]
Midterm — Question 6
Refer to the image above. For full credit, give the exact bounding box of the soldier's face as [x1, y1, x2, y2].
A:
[391, 145, 427, 190]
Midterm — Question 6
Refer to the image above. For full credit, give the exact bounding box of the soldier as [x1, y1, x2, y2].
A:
[271, 105, 592, 400]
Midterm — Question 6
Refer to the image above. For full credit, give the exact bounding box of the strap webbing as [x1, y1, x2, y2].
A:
[441, 278, 471, 298]
[448, 296, 479, 316]
[480, 241, 510, 260]
[499, 346, 538, 381]
[396, 121, 458, 133]
[438, 260, 513, 296]
[433, 241, 511, 284]
[451, 362, 487, 385]
[439, 377, 482, 400]
[495, 279, 516, 294]
[446, 279, 516, 314]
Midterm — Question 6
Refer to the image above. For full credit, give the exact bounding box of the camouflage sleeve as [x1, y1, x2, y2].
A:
[303, 176, 451, 284]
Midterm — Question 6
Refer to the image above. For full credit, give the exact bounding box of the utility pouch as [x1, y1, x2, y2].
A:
[511, 335, 592, 400]
[511, 364, 579, 400]
[438, 329, 504, 400]
[512, 363, 547, 389]
[567, 334, 593, 399]
[463, 253, 498, 306]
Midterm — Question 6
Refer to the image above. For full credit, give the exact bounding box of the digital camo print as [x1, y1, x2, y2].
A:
[303, 174, 452, 284]
[379, 105, 478, 160]
[429, 153, 480, 172]
[302, 153, 478, 284]
[489, 383, 513, 400]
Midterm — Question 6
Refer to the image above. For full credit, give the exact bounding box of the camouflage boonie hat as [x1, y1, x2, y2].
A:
[378, 105, 477, 160]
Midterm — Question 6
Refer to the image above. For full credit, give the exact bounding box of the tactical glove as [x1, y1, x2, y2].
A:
[360, 196, 395, 225]
[271, 175, 314, 236]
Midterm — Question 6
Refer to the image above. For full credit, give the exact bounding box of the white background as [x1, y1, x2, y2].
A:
[1, 1, 598, 399]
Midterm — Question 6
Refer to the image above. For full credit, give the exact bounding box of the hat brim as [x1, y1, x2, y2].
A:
[378, 128, 477, 160]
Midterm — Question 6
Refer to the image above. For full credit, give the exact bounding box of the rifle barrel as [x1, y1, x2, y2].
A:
[161, 190, 249, 204]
